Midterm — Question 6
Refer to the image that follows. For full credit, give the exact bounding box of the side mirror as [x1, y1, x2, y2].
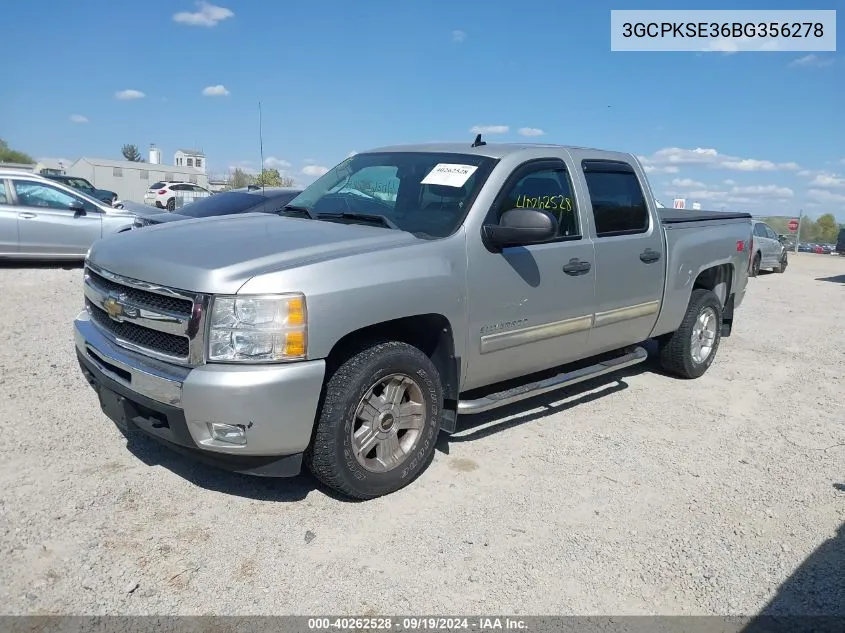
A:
[69, 201, 86, 216]
[482, 208, 558, 249]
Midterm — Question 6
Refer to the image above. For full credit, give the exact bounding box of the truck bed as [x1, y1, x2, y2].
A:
[659, 208, 752, 224]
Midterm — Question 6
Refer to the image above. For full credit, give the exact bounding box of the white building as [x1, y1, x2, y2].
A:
[174, 148, 206, 172]
[33, 158, 71, 175]
[67, 157, 208, 203]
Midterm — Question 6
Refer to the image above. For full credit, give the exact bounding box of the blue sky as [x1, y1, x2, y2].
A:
[2, 0, 843, 219]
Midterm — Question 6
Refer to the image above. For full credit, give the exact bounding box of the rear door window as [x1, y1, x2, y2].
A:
[582, 160, 649, 236]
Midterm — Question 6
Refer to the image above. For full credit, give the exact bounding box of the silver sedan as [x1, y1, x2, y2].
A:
[0, 169, 136, 260]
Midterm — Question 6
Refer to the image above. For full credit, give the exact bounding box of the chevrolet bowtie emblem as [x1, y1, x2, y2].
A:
[103, 293, 128, 321]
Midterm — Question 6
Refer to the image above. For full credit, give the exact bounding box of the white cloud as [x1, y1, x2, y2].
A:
[665, 183, 794, 206]
[202, 84, 229, 96]
[724, 179, 736, 185]
[469, 125, 509, 134]
[788, 54, 834, 68]
[640, 160, 680, 175]
[807, 189, 845, 204]
[451, 30, 466, 43]
[731, 185, 794, 199]
[69, 114, 88, 124]
[702, 35, 785, 54]
[671, 178, 705, 188]
[263, 157, 291, 170]
[701, 38, 740, 54]
[228, 160, 256, 174]
[114, 89, 145, 100]
[518, 127, 544, 137]
[809, 172, 845, 188]
[639, 147, 800, 172]
[173, 1, 233, 27]
[302, 164, 329, 177]
[723, 158, 801, 171]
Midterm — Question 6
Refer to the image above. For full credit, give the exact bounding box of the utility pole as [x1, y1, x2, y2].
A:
[794, 208, 803, 253]
[258, 101, 265, 194]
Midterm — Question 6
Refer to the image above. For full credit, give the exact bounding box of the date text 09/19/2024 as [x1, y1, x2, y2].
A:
[307, 617, 529, 631]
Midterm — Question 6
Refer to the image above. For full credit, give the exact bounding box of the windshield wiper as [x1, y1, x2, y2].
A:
[315, 211, 400, 230]
[280, 204, 316, 219]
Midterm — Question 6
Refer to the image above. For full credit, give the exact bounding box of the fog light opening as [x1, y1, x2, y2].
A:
[208, 422, 247, 445]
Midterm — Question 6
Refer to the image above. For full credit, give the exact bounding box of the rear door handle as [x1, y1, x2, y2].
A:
[563, 258, 591, 276]
[18, 212, 37, 219]
[639, 248, 661, 263]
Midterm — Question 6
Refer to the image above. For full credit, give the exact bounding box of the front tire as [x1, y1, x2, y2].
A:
[774, 251, 788, 273]
[658, 288, 723, 379]
[306, 341, 443, 500]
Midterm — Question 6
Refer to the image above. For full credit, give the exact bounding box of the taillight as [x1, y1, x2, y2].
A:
[157, 189, 167, 195]
[736, 240, 745, 252]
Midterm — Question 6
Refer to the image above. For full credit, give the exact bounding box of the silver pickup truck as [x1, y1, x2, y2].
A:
[74, 140, 753, 499]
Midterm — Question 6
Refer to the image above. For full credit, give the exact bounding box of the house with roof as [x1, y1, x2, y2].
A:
[174, 148, 206, 172]
[67, 157, 208, 203]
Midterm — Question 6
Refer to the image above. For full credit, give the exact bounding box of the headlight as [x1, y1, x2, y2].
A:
[207, 293, 307, 362]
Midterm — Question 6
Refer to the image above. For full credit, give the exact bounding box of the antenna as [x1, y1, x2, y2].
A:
[258, 101, 265, 193]
[472, 133, 486, 147]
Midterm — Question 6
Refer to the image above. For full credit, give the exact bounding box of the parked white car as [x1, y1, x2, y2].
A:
[143, 181, 211, 211]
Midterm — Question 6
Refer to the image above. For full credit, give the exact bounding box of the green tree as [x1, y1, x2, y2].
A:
[253, 168, 295, 188]
[121, 144, 145, 162]
[0, 138, 35, 164]
[815, 213, 839, 243]
[230, 168, 254, 189]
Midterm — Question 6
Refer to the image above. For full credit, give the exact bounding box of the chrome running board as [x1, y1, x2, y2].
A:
[457, 346, 648, 415]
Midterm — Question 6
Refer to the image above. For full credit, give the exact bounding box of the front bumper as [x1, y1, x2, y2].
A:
[74, 311, 326, 477]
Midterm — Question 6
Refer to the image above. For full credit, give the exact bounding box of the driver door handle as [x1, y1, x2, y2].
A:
[18, 212, 37, 219]
[563, 258, 591, 276]
[639, 248, 661, 263]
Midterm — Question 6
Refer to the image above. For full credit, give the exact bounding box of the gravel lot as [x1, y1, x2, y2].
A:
[1, 253, 843, 616]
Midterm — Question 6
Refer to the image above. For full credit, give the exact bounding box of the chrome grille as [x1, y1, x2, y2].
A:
[83, 263, 209, 366]
[86, 299, 190, 357]
[86, 268, 192, 316]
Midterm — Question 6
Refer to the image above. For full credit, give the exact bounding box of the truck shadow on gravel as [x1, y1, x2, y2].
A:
[741, 516, 845, 632]
[119, 340, 679, 502]
[121, 436, 334, 503]
[440, 339, 673, 449]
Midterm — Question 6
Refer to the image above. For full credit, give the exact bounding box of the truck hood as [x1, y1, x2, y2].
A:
[87, 213, 420, 294]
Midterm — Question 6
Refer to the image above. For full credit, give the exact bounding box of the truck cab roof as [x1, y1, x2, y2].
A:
[364, 142, 639, 164]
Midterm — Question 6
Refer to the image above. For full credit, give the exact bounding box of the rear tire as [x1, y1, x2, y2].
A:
[305, 341, 442, 500]
[749, 252, 761, 277]
[659, 288, 723, 379]
[166, 198, 175, 211]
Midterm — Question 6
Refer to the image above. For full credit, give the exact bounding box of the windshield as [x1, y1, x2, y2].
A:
[178, 191, 264, 218]
[285, 151, 497, 238]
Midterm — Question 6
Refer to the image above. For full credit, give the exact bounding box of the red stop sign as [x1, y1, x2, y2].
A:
[788, 219, 799, 232]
